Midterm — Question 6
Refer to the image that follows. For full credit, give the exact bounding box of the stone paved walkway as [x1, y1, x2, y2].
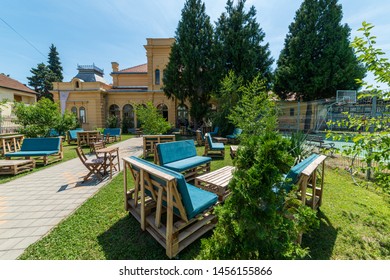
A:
[0, 137, 143, 260]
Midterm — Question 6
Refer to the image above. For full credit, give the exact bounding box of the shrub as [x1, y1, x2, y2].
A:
[198, 75, 318, 260]
[14, 98, 76, 138]
[136, 102, 171, 134]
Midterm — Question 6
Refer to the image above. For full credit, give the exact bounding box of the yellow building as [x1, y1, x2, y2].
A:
[52, 38, 190, 131]
[0, 74, 37, 133]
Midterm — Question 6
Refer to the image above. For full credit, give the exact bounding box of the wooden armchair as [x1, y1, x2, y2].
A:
[284, 154, 327, 210]
[123, 156, 218, 258]
[204, 133, 225, 158]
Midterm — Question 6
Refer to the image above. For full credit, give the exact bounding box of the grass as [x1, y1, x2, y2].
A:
[18, 145, 390, 260]
[0, 134, 134, 184]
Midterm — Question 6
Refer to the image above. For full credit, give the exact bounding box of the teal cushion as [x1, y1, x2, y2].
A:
[283, 154, 320, 192]
[206, 134, 224, 150]
[6, 150, 59, 157]
[157, 140, 197, 165]
[129, 156, 217, 220]
[104, 128, 121, 136]
[163, 156, 211, 172]
[69, 129, 84, 140]
[21, 138, 61, 152]
[211, 142, 224, 150]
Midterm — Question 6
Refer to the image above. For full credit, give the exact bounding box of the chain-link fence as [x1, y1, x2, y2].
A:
[277, 95, 390, 179]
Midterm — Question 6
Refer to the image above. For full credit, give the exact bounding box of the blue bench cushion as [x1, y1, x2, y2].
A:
[163, 156, 211, 173]
[227, 128, 242, 138]
[21, 138, 61, 152]
[129, 156, 217, 220]
[6, 150, 60, 157]
[157, 140, 197, 165]
[206, 134, 224, 150]
[283, 154, 320, 192]
[68, 128, 83, 140]
[103, 128, 121, 136]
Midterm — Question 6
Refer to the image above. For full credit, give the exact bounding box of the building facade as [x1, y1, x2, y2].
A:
[52, 38, 190, 131]
[0, 74, 37, 133]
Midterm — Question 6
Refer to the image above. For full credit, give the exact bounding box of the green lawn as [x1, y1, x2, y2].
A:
[0, 134, 134, 184]
[18, 145, 390, 260]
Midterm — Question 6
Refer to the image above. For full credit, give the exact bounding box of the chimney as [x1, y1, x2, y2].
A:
[111, 62, 119, 72]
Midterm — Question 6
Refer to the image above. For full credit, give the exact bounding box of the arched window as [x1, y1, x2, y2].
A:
[109, 104, 120, 117]
[155, 69, 160, 85]
[157, 103, 168, 121]
[75, 81, 80, 88]
[71, 106, 78, 117]
[122, 104, 134, 129]
[177, 104, 188, 127]
[79, 107, 86, 123]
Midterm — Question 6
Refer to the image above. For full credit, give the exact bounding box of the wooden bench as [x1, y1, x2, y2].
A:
[204, 133, 225, 158]
[142, 135, 176, 161]
[5, 137, 63, 166]
[0, 135, 24, 156]
[284, 154, 327, 210]
[0, 159, 35, 175]
[123, 156, 218, 258]
[306, 135, 335, 151]
[296, 155, 326, 210]
[156, 140, 211, 181]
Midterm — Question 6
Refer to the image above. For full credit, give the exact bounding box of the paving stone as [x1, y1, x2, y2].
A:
[0, 137, 143, 259]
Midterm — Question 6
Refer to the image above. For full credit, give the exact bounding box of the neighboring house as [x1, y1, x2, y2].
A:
[52, 38, 192, 131]
[0, 74, 37, 134]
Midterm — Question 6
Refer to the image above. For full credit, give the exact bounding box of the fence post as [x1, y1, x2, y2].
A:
[367, 96, 377, 180]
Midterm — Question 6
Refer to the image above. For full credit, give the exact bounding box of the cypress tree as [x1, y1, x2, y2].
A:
[163, 0, 214, 128]
[274, 0, 366, 101]
[47, 44, 63, 82]
[214, 0, 274, 88]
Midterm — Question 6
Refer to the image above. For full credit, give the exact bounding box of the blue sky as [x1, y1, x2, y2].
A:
[1, 0, 389, 90]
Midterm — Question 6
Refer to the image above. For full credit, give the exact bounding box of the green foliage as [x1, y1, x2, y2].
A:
[47, 44, 63, 82]
[27, 44, 63, 100]
[274, 0, 366, 101]
[328, 23, 390, 193]
[54, 111, 77, 136]
[163, 0, 214, 128]
[228, 75, 278, 138]
[136, 102, 171, 135]
[106, 115, 119, 128]
[213, 0, 274, 89]
[352, 22, 390, 96]
[199, 76, 317, 260]
[27, 63, 56, 100]
[121, 117, 134, 133]
[289, 131, 309, 160]
[212, 71, 244, 135]
[14, 98, 76, 138]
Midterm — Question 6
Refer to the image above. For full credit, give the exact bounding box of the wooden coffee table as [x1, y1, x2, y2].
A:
[0, 159, 35, 175]
[195, 166, 234, 201]
[213, 137, 228, 144]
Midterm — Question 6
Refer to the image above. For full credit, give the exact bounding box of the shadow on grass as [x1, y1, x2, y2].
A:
[97, 214, 168, 260]
[97, 213, 208, 260]
[302, 210, 338, 260]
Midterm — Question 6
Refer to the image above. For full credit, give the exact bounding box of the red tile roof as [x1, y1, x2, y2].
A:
[119, 63, 147, 73]
[0, 74, 37, 95]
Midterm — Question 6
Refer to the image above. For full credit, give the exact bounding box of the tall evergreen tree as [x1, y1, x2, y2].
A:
[163, 0, 214, 128]
[47, 44, 63, 82]
[274, 0, 366, 101]
[27, 63, 56, 100]
[214, 0, 274, 88]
